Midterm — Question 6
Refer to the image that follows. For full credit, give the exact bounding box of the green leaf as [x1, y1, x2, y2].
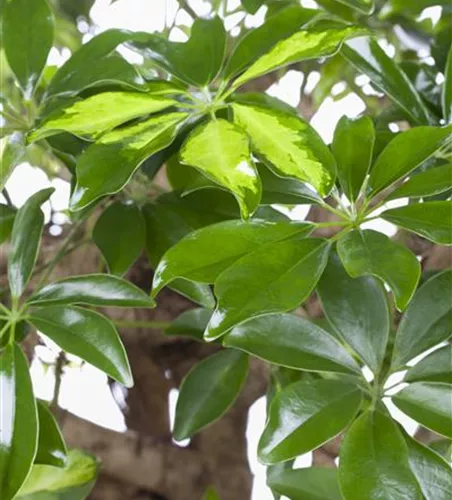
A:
[165, 308, 212, 341]
[27, 274, 154, 308]
[224, 313, 361, 374]
[17, 450, 98, 499]
[35, 401, 67, 468]
[232, 102, 336, 196]
[70, 112, 187, 211]
[387, 163, 452, 200]
[8, 188, 54, 298]
[241, 0, 264, 14]
[317, 251, 390, 373]
[46, 29, 142, 98]
[132, 17, 226, 86]
[203, 486, 220, 500]
[30, 92, 178, 142]
[369, 125, 452, 196]
[335, 0, 374, 13]
[224, 5, 317, 78]
[142, 202, 215, 309]
[392, 269, 452, 368]
[180, 119, 261, 220]
[337, 229, 421, 311]
[0, 204, 16, 245]
[29, 306, 133, 388]
[232, 25, 365, 89]
[259, 379, 362, 464]
[205, 237, 330, 340]
[405, 345, 452, 384]
[173, 349, 248, 440]
[331, 116, 375, 201]
[381, 201, 452, 245]
[0, 344, 39, 500]
[92, 201, 145, 276]
[152, 220, 313, 297]
[429, 439, 452, 461]
[392, 382, 452, 438]
[339, 410, 421, 500]
[3, 0, 54, 97]
[342, 37, 431, 125]
[443, 45, 452, 123]
[268, 467, 343, 500]
[1, 132, 26, 191]
[405, 433, 452, 500]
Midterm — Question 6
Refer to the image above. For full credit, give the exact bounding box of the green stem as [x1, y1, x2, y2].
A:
[0, 320, 11, 340]
[319, 201, 350, 221]
[114, 320, 171, 329]
[314, 220, 350, 228]
[2, 188, 13, 207]
[0, 302, 10, 315]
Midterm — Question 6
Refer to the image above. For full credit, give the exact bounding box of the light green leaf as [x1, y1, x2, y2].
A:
[392, 382, 452, 438]
[152, 220, 313, 297]
[0, 204, 17, 245]
[1, 132, 26, 191]
[180, 119, 261, 220]
[392, 269, 452, 368]
[332, 116, 375, 201]
[335, 0, 374, 13]
[259, 379, 362, 464]
[3, 0, 54, 97]
[70, 112, 187, 211]
[35, 401, 67, 468]
[173, 349, 248, 440]
[205, 237, 330, 340]
[93, 201, 146, 276]
[30, 92, 178, 142]
[337, 229, 421, 311]
[224, 313, 361, 374]
[232, 103, 336, 196]
[28, 274, 154, 308]
[381, 201, 452, 245]
[443, 45, 452, 123]
[317, 251, 390, 373]
[8, 188, 54, 298]
[339, 410, 421, 500]
[165, 308, 212, 341]
[0, 344, 39, 500]
[29, 306, 133, 388]
[232, 25, 365, 90]
[405, 345, 452, 384]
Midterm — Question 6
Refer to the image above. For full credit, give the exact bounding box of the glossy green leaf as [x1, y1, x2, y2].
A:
[30, 92, 178, 142]
[46, 29, 142, 98]
[369, 125, 452, 196]
[259, 379, 362, 464]
[0, 344, 38, 500]
[232, 25, 365, 89]
[0, 204, 16, 245]
[92, 201, 145, 276]
[443, 45, 452, 123]
[339, 410, 421, 500]
[392, 269, 452, 368]
[224, 313, 361, 374]
[3, 0, 54, 97]
[429, 439, 452, 461]
[165, 308, 212, 341]
[233, 102, 336, 196]
[405, 434, 452, 500]
[342, 37, 431, 125]
[70, 112, 187, 210]
[381, 201, 452, 245]
[28, 274, 154, 308]
[152, 220, 313, 296]
[332, 116, 375, 201]
[317, 251, 390, 373]
[35, 401, 67, 468]
[224, 5, 317, 78]
[29, 306, 133, 388]
[405, 345, 452, 384]
[180, 119, 261, 220]
[337, 229, 421, 311]
[393, 382, 452, 438]
[17, 450, 98, 499]
[205, 237, 330, 340]
[0, 132, 26, 191]
[132, 17, 226, 86]
[173, 349, 248, 440]
[387, 163, 452, 200]
[8, 188, 54, 298]
[268, 467, 343, 500]
[143, 202, 215, 308]
[335, 0, 374, 13]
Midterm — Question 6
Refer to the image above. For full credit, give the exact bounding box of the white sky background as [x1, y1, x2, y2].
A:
[6, 1, 444, 498]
